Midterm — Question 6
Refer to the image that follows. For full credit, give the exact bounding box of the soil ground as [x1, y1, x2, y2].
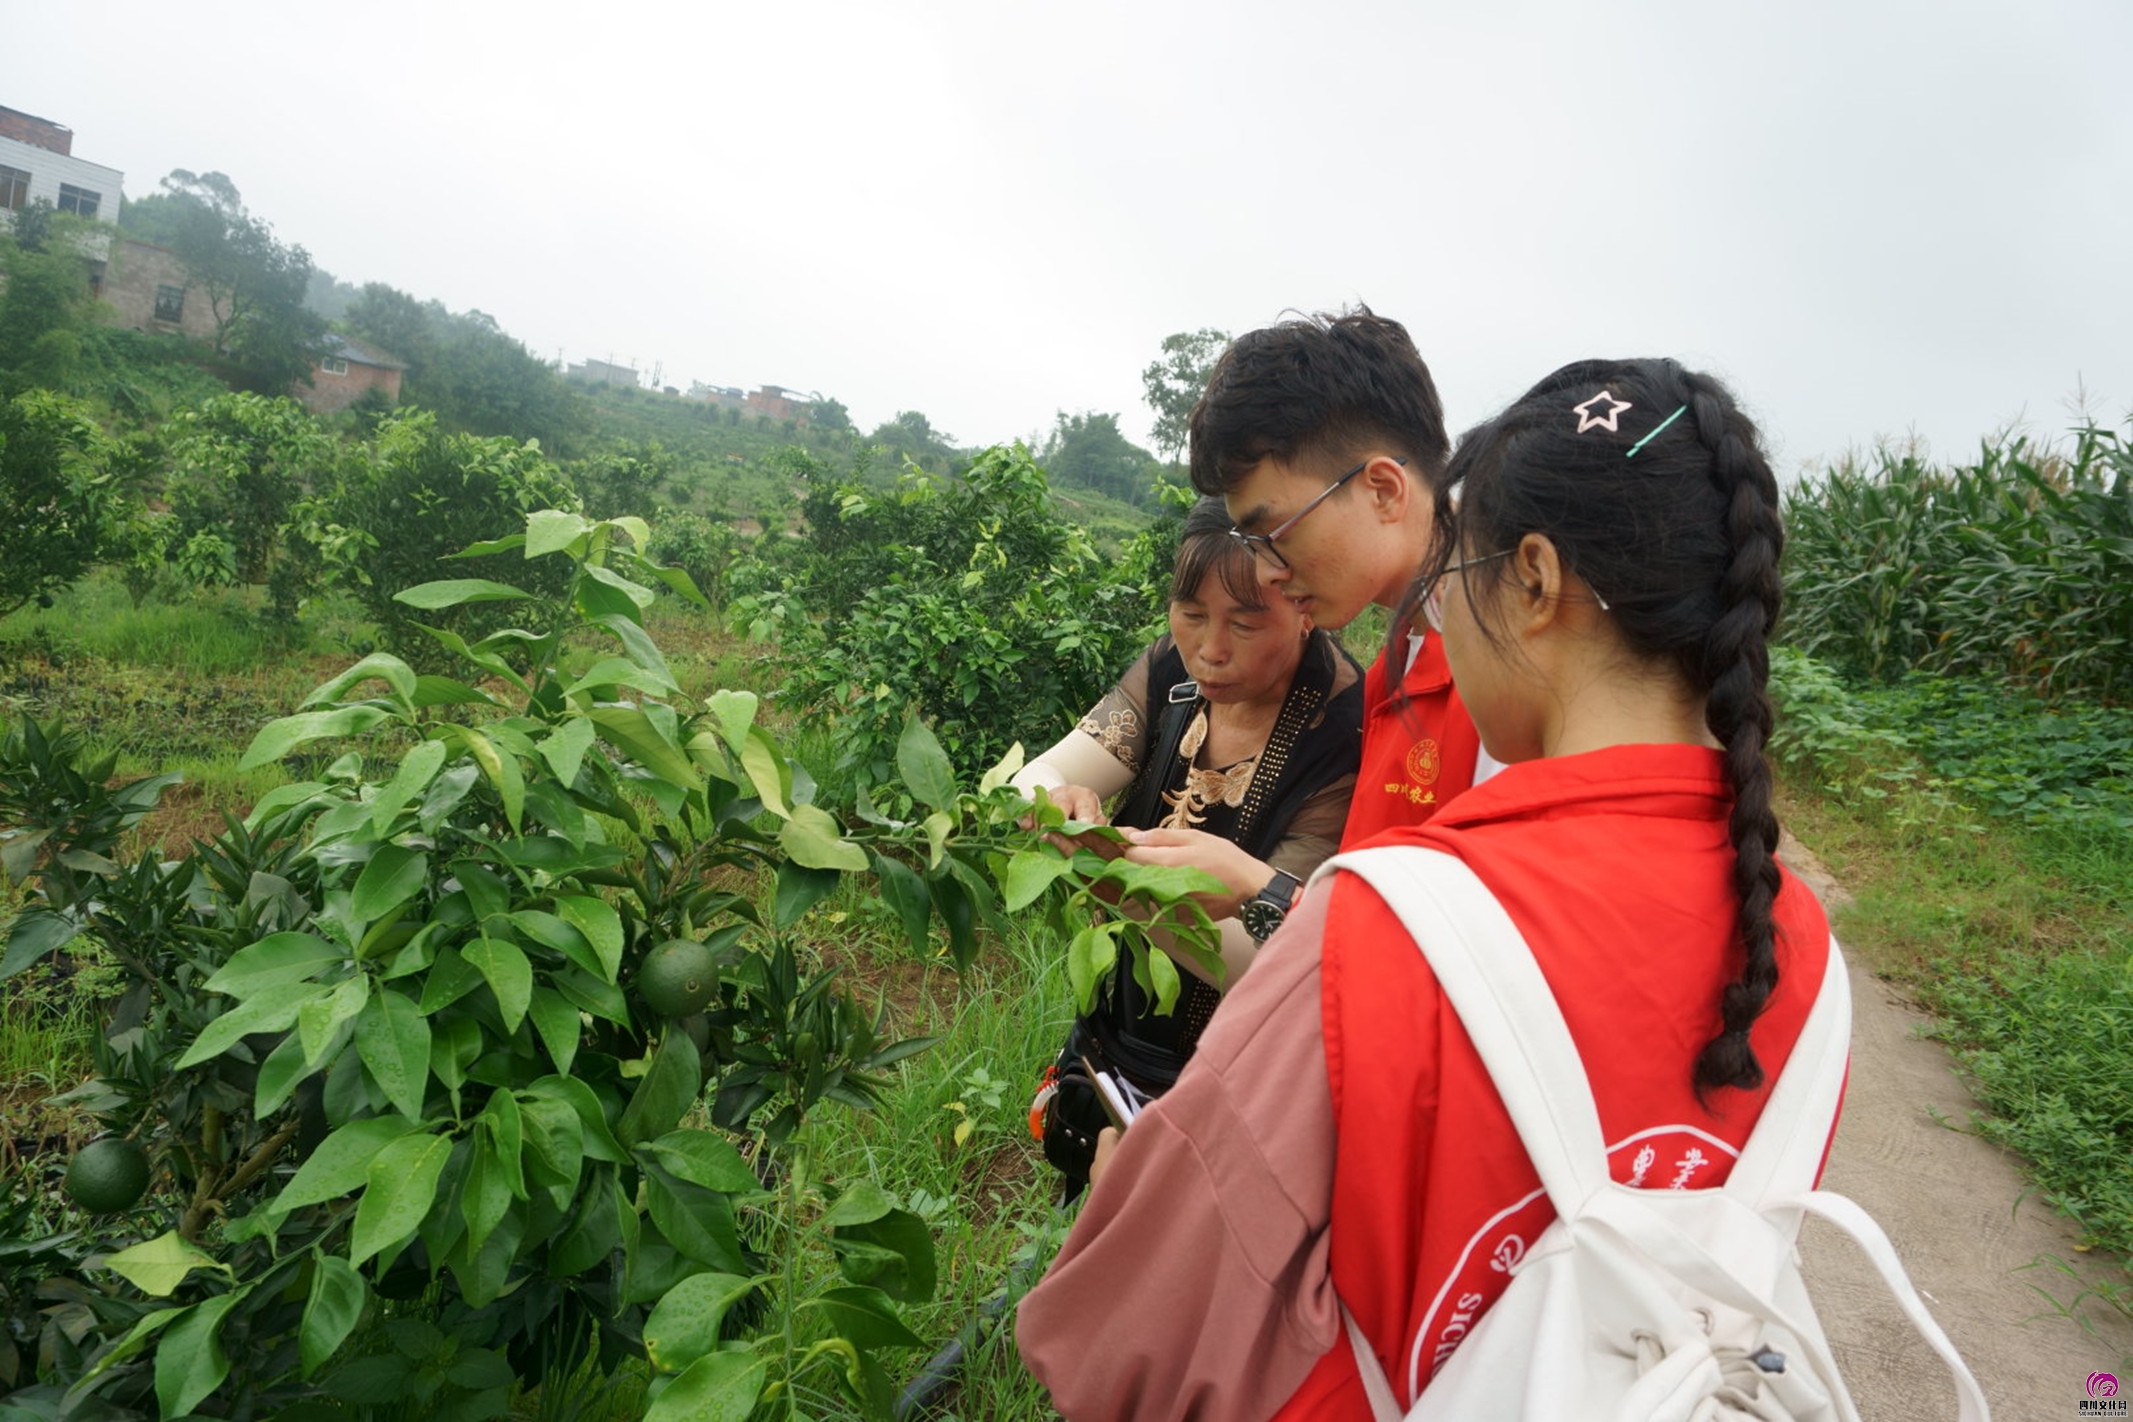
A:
[1784, 831, 2133, 1422]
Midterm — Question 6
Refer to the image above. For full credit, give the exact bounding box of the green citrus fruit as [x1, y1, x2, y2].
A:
[65, 1137, 150, 1214]
[638, 938, 719, 1018]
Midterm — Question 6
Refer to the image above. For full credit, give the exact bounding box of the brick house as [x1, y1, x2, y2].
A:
[99, 237, 221, 343]
[297, 334, 404, 413]
[744, 384, 813, 424]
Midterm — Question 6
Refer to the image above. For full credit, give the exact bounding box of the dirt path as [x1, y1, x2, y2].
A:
[1783, 831, 2133, 1421]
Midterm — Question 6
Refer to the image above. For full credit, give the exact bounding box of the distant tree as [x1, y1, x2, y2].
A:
[1141, 327, 1229, 462]
[868, 410, 959, 470]
[303, 267, 363, 323]
[160, 392, 338, 584]
[0, 203, 102, 393]
[570, 439, 676, 519]
[344, 284, 584, 453]
[124, 171, 328, 392]
[1040, 410, 1160, 504]
[807, 396, 851, 433]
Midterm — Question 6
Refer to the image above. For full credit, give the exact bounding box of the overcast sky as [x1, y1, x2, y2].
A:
[13, 0, 2131, 475]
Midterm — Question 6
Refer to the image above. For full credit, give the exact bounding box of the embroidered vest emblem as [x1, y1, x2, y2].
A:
[1405, 737, 1442, 786]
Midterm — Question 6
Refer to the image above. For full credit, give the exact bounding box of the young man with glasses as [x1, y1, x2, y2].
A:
[1116, 307, 1492, 941]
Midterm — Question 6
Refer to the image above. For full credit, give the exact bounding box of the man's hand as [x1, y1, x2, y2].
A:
[1116, 826, 1269, 922]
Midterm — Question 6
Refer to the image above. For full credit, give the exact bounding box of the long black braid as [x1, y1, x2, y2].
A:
[1398, 358, 1789, 1096]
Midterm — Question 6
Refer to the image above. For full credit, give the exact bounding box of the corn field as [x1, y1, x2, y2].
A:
[1781, 423, 2133, 702]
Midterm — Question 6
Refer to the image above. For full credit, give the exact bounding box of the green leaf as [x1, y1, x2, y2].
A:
[299, 652, 418, 710]
[354, 989, 433, 1121]
[584, 561, 657, 610]
[1001, 847, 1076, 913]
[452, 532, 528, 557]
[371, 739, 448, 836]
[529, 1075, 626, 1163]
[778, 803, 867, 872]
[897, 714, 958, 812]
[0, 909, 79, 979]
[1147, 942, 1183, 1014]
[273, 1116, 423, 1211]
[556, 895, 624, 982]
[526, 508, 593, 559]
[411, 674, 500, 708]
[1097, 860, 1229, 900]
[705, 689, 757, 754]
[514, 908, 607, 981]
[529, 988, 583, 1076]
[103, 1230, 230, 1297]
[801, 1284, 926, 1349]
[823, 1190, 936, 1302]
[539, 717, 597, 785]
[616, 1030, 703, 1148]
[644, 1130, 758, 1193]
[393, 577, 534, 609]
[350, 844, 429, 923]
[156, 1289, 244, 1418]
[417, 944, 486, 1012]
[593, 612, 676, 685]
[644, 1351, 767, 1422]
[350, 1131, 453, 1265]
[641, 1271, 753, 1374]
[642, 558, 711, 608]
[463, 937, 534, 1034]
[737, 727, 790, 816]
[299, 973, 372, 1067]
[255, 1030, 316, 1117]
[239, 706, 393, 771]
[1066, 924, 1116, 1011]
[241, 780, 331, 831]
[773, 860, 841, 927]
[978, 741, 1026, 795]
[204, 932, 345, 999]
[871, 855, 931, 956]
[455, 726, 526, 830]
[461, 1129, 514, 1259]
[607, 514, 653, 551]
[300, 1255, 366, 1378]
[175, 979, 332, 1069]
[643, 1164, 746, 1271]
[565, 656, 674, 700]
[932, 871, 978, 969]
[590, 707, 703, 792]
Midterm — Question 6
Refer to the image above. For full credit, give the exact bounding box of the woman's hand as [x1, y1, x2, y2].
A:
[1117, 826, 1270, 921]
[1089, 1126, 1121, 1188]
[1047, 784, 1108, 826]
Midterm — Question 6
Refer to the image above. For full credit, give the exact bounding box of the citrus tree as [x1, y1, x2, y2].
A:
[0, 510, 1220, 1420]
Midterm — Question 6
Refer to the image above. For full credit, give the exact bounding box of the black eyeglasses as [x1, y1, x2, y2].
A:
[1229, 457, 1405, 570]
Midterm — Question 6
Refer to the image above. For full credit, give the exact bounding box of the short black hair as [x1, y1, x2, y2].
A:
[1187, 305, 1450, 497]
[1169, 497, 1265, 610]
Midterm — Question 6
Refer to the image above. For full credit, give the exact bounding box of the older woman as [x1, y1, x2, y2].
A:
[1013, 497, 1362, 1194]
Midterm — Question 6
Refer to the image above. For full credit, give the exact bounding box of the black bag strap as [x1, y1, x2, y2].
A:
[1114, 675, 1200, 831]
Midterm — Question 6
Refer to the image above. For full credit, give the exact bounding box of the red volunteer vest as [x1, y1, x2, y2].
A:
[1275, 745, 1835, 1419]
[1340, 634, 1482, 849]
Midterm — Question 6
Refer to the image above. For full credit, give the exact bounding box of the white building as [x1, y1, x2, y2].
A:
[0, 104, 123, 255]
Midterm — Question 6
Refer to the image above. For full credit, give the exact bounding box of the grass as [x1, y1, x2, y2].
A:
[1772, 650, 2133, 1340]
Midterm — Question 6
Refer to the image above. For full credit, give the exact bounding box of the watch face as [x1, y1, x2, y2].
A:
[1241, 897, 1285, 942]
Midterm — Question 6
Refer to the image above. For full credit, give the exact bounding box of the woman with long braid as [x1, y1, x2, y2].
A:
[1017, 358, 1838, 1419]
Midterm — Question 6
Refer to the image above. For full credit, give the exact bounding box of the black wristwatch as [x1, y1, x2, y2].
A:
[1240, 869, 1304, 944]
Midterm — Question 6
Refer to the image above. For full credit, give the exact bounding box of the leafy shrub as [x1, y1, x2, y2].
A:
[0, 510, 1220, 1421]
[0, 388, 121, 619]
[315, 409, 580, 664]
[762, 444, 1160, 782]
[160, 393, 339, 585]
[648, 511, 743, 614]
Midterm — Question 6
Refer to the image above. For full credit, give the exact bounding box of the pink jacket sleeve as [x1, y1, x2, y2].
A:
[1015, 885, 1342, 1420]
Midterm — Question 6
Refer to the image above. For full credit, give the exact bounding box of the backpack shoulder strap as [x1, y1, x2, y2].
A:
[1322, 846, 1610, 1212]
[1726, 933, 1851, 1206]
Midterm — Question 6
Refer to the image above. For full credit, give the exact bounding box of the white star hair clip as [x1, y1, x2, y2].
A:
[1572, 390, 1632, 433]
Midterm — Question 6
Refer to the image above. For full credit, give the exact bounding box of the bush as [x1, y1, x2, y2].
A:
[160, 392, 339, 585]
[761, 444, 1160, 782]
[0, 388, 120, 619]
[319, 410, 580, 664]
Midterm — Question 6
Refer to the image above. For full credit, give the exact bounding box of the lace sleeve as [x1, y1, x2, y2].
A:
[1075, 639, 1162, 776]
[1264, 774, 1358, 882]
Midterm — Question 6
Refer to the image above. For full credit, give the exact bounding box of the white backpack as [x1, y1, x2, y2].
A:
[1323, 847, 1990, 1422]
